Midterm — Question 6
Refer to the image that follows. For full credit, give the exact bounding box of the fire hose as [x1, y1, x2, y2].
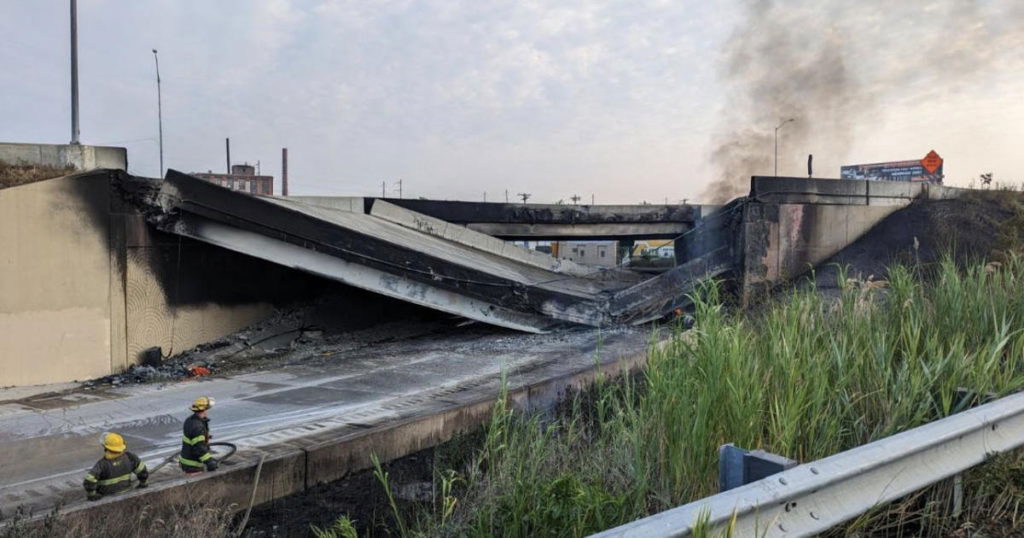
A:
[144, 442, 264, 536]
[148, 441, 238, 474]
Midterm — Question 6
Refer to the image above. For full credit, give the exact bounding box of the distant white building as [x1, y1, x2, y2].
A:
[553, 240, 618, 267]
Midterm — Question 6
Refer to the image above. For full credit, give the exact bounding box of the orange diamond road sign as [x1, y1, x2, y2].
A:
[921, 150, 943, 174]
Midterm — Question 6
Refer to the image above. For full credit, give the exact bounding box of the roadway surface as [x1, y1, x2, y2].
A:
[0, 325, 646, 517]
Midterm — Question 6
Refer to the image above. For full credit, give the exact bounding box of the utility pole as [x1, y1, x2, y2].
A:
[70, 0, 80, 144]
[382, 181, 386, 197]
[591, 194, 595, 205]
[505, 190, 509, 203]
[483, 192, 487, 202]
[225, 138, 231, 173]
[397, 179, 402, 198]
[281, 147, 288, 196]
[774, 118, 796, 177]
[152, 49, 163, 176]
[518, 192, 531, 204]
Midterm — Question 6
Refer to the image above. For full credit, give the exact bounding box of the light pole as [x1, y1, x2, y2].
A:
[152, 49, 164, 177]
[774, 118, 796, 177]
[70, 0, 80, 144]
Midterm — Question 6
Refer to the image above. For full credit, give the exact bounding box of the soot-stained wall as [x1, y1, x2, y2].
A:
[2, 170, 435, 386]
[1, 172, 116, 386]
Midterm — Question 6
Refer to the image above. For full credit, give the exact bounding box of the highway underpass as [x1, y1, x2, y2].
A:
[0, 325, 648, 523]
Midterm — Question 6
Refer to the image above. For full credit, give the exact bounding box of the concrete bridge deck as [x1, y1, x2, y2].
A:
[373, 198, 701, 240]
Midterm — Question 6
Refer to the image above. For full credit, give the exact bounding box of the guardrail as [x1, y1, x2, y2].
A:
[590, 391, 1024, 537]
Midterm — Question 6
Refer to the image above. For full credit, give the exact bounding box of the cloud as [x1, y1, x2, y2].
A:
[0, 1, 1021, 201]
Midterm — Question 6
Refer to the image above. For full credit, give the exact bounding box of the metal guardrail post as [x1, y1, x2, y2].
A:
[590, 391, 1024, 538]
[718, 444, 797, 492]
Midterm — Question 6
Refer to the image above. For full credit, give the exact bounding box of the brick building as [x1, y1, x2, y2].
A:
[192, 164, 273, 196]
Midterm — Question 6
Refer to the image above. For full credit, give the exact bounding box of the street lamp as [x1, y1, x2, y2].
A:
[70, 0, 80, 144]
[152, 49, 164, 177]
[774, 118, 796, 177]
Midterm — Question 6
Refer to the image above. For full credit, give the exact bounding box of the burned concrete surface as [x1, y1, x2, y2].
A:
[376, 198, 698, 240]
[1, 169, 438, 386]
[0, 326, 648, 523]
[374, 197, 699, 226]
[738, 176, 966, 302]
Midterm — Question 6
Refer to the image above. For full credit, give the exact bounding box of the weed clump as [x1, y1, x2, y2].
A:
[328, 255, 1024, 537]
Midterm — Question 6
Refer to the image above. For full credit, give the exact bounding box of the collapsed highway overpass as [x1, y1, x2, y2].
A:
[133, 170, 731, 332]
[0, 166, 962, 387]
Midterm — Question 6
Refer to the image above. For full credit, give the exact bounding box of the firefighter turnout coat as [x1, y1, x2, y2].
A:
[83, 451, 148, 497]
[179, 412, 214, 472]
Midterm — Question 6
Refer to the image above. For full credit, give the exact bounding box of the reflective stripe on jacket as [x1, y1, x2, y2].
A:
[179, 413, 212, 470]
[83, 451, 148, 496]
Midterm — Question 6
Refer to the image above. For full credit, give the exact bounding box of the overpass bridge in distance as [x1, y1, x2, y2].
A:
[292, 197, 706, 241]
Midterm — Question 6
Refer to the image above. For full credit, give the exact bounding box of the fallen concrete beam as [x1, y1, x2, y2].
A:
[174, 214, 560, 332]
[369, 200, 606, 277]
[609, 247, 734, 325]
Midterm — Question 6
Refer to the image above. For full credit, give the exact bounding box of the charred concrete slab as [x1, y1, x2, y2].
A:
[351, 197, 700, 240]
[609, 247, 734, 325]
[133, 171, 704, 331]
[110, 170, 745, 332]
[372, 198, 699, 225]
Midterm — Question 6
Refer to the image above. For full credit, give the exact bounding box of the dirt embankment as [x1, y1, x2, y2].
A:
[0, 160, 75, 189]
[814, 190, 1024, 286]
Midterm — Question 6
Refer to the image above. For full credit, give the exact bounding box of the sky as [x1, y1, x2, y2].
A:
[1, 1, 1022, 203]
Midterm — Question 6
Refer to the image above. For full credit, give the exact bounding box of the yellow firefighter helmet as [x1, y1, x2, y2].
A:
[100, 432, 126, 453]
[190, 396, 216, 412]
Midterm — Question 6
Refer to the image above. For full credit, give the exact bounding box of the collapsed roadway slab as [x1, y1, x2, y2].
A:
[127, 170, 724, 332]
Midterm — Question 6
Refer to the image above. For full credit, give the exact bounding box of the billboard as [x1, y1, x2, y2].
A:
[841, 150, 943, 183]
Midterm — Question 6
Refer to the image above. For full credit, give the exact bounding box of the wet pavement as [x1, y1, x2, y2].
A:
[0, 325, 646, 515]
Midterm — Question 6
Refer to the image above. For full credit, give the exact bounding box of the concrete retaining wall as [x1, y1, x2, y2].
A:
[0, 174, 115, 386]
[751, 176, 962, 205]
[741, 203, 901, 300]
[0, 171, 274, 386]
[741, 177, 966, 299]
[0, 142, 127, 171]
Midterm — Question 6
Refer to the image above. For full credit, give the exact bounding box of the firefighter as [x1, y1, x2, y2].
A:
[82, 432, 149, 501]
[180, 396, 218, 474]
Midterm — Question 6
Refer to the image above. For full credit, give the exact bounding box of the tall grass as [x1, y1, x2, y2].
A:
[321, 256, 1024, 537]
